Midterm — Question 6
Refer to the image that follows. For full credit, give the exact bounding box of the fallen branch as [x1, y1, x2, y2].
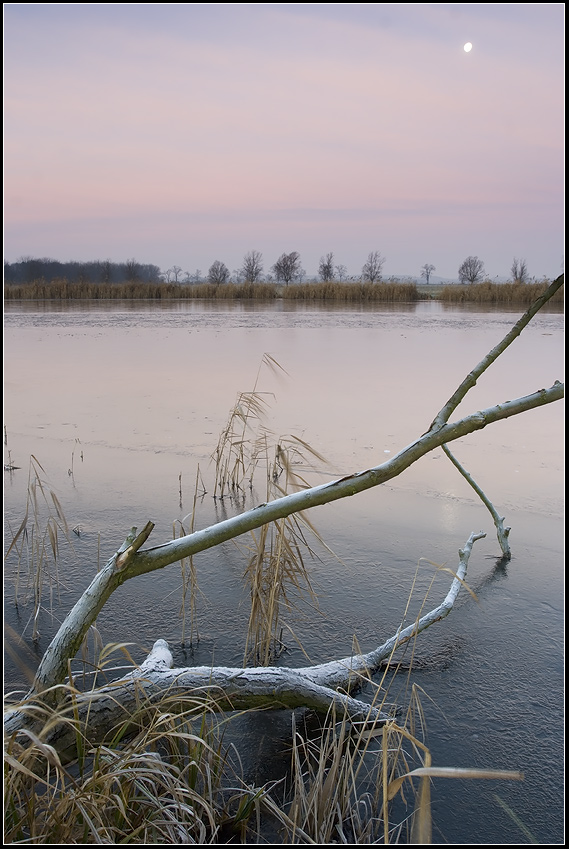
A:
[30, 382, 563, 697]
[429, 274, 563, 430]
[5, 532, 485, 762]
[442, 444, 511, 558]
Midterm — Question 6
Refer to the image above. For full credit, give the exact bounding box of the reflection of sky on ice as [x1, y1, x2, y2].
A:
[4, 301, 563, 520]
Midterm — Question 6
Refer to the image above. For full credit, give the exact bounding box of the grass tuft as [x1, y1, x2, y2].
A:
[4, 456, 75, 640]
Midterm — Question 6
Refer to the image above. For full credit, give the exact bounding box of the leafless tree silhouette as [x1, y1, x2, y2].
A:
[362, 251, 385, 283]
[458, 256, 485, 284]
[207, 260, 230, 285]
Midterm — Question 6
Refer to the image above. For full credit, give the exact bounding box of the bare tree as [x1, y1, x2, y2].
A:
[362, 251, 385, 283]
[335, 264, 348, 282]
[240, 250, 264, 283]
[168, 265, 183, 284]
[207, 260, 230, 285]
[458, 256, 485, 284]
[125, 258, 140, 283]
[420, 263, 436, 284]
[98, 259, 112, 285]
[511, 257, 529, 284]
[318, 253, 335, 282]
[272, 252, 302, 285]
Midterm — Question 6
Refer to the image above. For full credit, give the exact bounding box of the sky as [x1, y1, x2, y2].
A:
[3, 3, 565, 281]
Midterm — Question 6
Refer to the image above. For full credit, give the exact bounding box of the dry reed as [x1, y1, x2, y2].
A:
[438, 279, 563, 304]
[211, 354, 334, 666]
[280, 280, 421, 301]
[5, 276, 563, 305]
[172, 466, 207, 647]
[3, 279, 278, 300]
[4, 682, 277, 844]
[4, 456, 74, 640]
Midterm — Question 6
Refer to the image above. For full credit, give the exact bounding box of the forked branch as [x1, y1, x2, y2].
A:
[5, 532, 485, 761]
[429, 274, 563, 430]
[442, 445, 511, 558]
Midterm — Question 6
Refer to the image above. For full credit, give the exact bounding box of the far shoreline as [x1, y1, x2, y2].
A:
[3, 277, 563, 306]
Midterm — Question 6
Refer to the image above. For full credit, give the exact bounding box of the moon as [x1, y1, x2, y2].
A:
[463, 42, 473, 52]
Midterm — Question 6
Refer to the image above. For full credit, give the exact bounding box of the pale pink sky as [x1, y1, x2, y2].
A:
[4, 3, 564, 280]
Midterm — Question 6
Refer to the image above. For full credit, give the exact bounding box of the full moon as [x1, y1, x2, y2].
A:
[464, 42, 473, 52]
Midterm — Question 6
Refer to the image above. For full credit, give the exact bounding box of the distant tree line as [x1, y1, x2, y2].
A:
[4, 252, 538, 289]
[171, 250, 388, 286]
[4, 257, 161, 286]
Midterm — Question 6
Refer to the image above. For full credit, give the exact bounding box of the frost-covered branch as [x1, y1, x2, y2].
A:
[429, 274, 563, 430]
[442, 444, 511, 558]
[30, 382, 563, 698]
[5, 532, 485, 762]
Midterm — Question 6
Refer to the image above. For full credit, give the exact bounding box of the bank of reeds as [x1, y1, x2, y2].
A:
[5, 278, 420, 301]
[280, 280, 420, 301]
[438, 279, 563, 305]
[4, 276, 564, 305]
[3, 279, 279, 300]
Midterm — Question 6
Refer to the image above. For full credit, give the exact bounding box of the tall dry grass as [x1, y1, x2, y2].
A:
[4, 682, 279, 844]
[438, 279, 563, 304]
[4, 456, 74, 641]
[211, 354, 331, 666]
[5, 276, 563, 305]
[241, 436, 331, 666]
[3, 279, 279, 300]
[4, 652, 524, 843]
[281, 280, 421, 301]
[2, 687, 374, 843]
[5, 279, 419, 301]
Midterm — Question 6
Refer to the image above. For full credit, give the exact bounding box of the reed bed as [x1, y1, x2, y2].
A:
[438, 279, 563, 305]
[280, 280, 421, 301]
[4, 277, 563, 304]
[5, 279, 419, 301]
[3, 279, 279, 300]
[189, 282, 278, 299]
